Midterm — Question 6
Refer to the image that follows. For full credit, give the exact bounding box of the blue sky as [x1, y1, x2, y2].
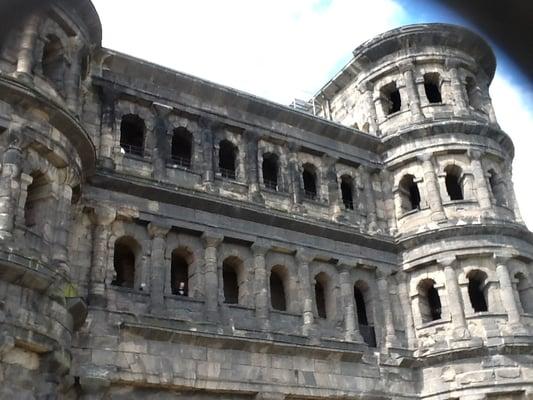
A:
[91, 0, 533, 227]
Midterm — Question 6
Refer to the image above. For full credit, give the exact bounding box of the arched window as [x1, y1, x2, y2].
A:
[120, 114, 145, 156]
[381, 81, 401, 115]
[399, 174, 421, 212]
[262, 153, 279, 191]
[270, 266, 287, 311]
[340, 175, 354, 210]
[42, 34, 66, 94]
[515, 273, 533, 314]
[424, 73, 442, 103]
[302, 163, 318, 200]
[219, 140, 237, 179]
[467, 270, 488, 312]
[444, 165, 464, 201]
[170, 127, 192, 168]
[112, 236, 138, 289]
[417, 279, 442, 323]
[314, 272, 328, 319]
[24, 172, 48, 228]
[171, 249, 191, 296]
[354, 281, 376, 347]
[488, 169, 507, 206]
[222, 257, 241, 304]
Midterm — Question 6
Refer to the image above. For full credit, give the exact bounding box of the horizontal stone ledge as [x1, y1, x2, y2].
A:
[0, 248, 56, 292]
[120, 321, 369, 362]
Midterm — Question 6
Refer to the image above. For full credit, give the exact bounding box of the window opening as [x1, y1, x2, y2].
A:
[262, 153, 279, 191]
[219, 140, 237, 179]
[171, 250, 189, 296]
[112, 237, 137, 289]
[270, 267, 287, 311]
[315, 274, 327, 319]
[340, 175, 354, 210]
[120, 114, 145, 156]
[223, 258, 239, 304]
[381, 82, 401, 115]
[170, 127, 192, 168]
[303, 164, 318, 200]
[445, 165, 464, 201]
[468, 270, 488, 312]
[424, 73, 442, 103]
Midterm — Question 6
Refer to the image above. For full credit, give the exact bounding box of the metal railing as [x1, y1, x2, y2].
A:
[169, 155, 191, 169]
[120, 143, 144, 157]
[219, 167, 236, 180]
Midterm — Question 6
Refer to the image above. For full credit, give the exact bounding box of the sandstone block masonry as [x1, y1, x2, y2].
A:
[0, 1, 532, 399]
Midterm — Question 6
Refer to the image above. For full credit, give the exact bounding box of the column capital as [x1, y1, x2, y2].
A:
[201, 231, 223, 248]
[376, 269, 391, 281]
[337, 258, 356, 272]
[398, 61, 416, 74]
[147, 222, 171, 238]
[417, 153, 434, 163]
[251, 240, 270, 256]
[90, 205, 116, 226]
[295, 248, 315, 264]
[444, 58, 461, 70]
[357, 81, 374, 93]
[493, 252, 517, 266]
[468, 149, 484, 161]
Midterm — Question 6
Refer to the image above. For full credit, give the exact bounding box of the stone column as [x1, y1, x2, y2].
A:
[377, 271, 399, 348]
[52, 182, 73, 271]
[338, 263, 362, 342]
[494, 255, 524, 330]
[288, 144, 302, 208]
[468, 150, 492, 210]
[396, 271, 417, 349]
[251, 241, 270, 330]
[202, 232, 223, 321]
[152, 103, 173, 181]
[504, 167, 524, 224]
[0, 141, 23, 240]
[359, 166, 378, 232]
[148, 223, 170, 312]
[296, 248, 315, 336]
[442, 258, 471, 339]
[247, 131, 262, 202]
[400, 63, 424, 121]
[323, 155, 340, 220]
[15, 13, 41, 79]
[98, 87, 118, 169]
[358, 82, 379, 135]
[418, 154, 446, 221]
[88, 205, 116, 307]
[200, 118, 216, 190]
[65, 38, 83, 113]
[445, 60, 468, 116]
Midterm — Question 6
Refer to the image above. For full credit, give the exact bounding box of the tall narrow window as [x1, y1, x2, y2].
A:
[262, 153, 279, 190]
[315, 273, 328, 319]
[24, 172, 48, 228]
[445, 165, 464, 201]
[424, 73, 442, 103]
[42, 34, 66, 94]
[417, 279, 442, 323]
[340, 175, 354, 210]
[270, 266, 287, 311]
[488, 169, 507, 206]
[171, 249, 190, 296]
[467, 270, 488, 312]
[219, 140, 237, 179]
[222, 257, 241, 304]
[112, 237, 138, 289]
[303, 164, 318, 200]
[170, 127, 192, 168]
[120, 114, 145, 157]
[381, 81, 401, 115]
[354, 281, 376, 347]
[399, 174, 421, 212]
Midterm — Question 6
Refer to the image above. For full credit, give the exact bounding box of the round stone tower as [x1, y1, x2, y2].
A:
[0, 0, 100, 397]
[314, 23, 533, 399]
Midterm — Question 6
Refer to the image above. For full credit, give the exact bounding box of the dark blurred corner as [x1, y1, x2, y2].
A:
[0, 0, 47, 39]
[435, 0, 533, 81]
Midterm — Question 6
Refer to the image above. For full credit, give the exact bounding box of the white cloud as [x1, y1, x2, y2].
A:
[91, 0, 533, 228]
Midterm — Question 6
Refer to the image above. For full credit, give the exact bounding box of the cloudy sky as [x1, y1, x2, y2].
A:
[90, 0, 533, 227]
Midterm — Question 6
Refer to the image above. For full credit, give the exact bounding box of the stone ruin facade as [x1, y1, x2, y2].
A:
[0, 1, 532, 399]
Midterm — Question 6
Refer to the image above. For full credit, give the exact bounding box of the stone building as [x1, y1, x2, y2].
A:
[0, 0, 532, 399]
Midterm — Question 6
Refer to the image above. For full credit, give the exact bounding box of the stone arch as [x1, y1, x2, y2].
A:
[222, 256, 244, 304]
[467, 269, 489, 312]
[171, 247, 194, 296]
[112, 236, 141, 289]
[444, 164, 464, 201]
[269, 265, 288, 311]
[417, 278, 442, 322]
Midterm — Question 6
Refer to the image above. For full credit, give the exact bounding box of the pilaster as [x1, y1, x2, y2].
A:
[201, 231, 223, 321]
[251, 240, 270, 331]
[148, 222, 171, 312]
